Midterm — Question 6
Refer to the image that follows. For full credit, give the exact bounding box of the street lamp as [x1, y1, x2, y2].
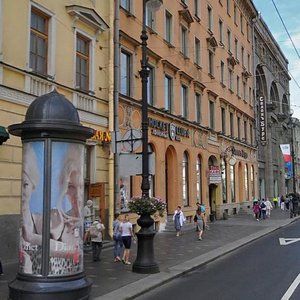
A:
[132, 0, 163, 274]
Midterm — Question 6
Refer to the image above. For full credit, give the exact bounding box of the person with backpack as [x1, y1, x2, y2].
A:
[194, 209, 205, 240]
[89, 217, 105, 262]
[260, 199, 267, 219]
[113, 213, 123, 262]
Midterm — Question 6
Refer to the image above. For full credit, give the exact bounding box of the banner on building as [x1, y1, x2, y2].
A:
[280, 144, 292, 176]
[258, 95, 267, 145]
[209, 166, 222, 184]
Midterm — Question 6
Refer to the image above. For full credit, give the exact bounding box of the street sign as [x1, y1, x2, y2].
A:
[279, 238, 300, 245]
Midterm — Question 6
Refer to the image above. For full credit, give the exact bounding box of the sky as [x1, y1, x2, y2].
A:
[252, 0, 300, 120]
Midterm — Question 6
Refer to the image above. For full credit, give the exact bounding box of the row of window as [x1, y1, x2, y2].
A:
[30, 7, 93, 92]
[121, 49, 254, 144]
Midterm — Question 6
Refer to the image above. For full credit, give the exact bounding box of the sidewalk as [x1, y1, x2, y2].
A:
[0, 208, 298, 300]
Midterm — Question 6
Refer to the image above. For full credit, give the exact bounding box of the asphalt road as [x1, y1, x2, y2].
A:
[136, 221, 300, 300]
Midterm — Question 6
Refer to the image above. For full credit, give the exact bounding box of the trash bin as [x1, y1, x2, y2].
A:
[209, 213, 215, 222]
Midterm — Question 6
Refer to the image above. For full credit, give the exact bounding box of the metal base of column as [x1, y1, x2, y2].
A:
[9, 272, 91, 300]
[132, 231, 159, 274]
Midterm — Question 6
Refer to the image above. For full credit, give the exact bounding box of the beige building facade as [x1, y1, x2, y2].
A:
[0, 0, 113, 262]
[118, 0, 258, 223]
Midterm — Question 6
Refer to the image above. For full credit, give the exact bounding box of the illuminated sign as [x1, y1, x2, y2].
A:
[91, 130, 112, 143]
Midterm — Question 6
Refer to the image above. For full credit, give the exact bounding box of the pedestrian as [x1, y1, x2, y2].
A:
[280, 195, 285, 210]
[113, 213, 123, 262]
[260, 199, 267, 219]
[173, 206, 186, 237]
[194, 209, 205, 240]
[120, 214, 134, 265]
[83, 199, 94, 245]
[273, 196, 278, 208]
[265, 198, 273, 218]
[253, 201, 260, 221]
[90, 217, 105, 262]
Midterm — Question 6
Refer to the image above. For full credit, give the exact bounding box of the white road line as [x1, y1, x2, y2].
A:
[281, 273, 300, 300]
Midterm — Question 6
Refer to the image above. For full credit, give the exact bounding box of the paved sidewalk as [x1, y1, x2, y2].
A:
[0, 208, 298, 300]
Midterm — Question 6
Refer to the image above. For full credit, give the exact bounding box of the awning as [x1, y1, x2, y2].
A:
[0, 126, 9, 145]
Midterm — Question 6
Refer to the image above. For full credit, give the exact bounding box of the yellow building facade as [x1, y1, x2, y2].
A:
[118, 0, 258, 223]
[0, 0, 113, 262]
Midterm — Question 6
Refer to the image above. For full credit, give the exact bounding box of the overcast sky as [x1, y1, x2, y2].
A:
[252, 0, 300, 120]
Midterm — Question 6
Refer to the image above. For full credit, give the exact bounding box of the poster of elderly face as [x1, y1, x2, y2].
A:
[49, 142, 84, 276]
[18, 142, 84, 276]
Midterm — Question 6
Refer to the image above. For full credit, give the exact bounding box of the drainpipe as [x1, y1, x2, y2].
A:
[114, 0, 120, 214]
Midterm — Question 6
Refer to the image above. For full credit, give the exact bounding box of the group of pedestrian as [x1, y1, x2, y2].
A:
[252, 198, 273, 221]
[172, 203, 207, 241]
[112, 213, 135, 265]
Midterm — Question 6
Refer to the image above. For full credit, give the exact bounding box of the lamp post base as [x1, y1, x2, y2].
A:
[132, 214, 159, 274]
[9, 273, 91, 300]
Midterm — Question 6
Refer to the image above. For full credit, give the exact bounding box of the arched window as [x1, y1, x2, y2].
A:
[230, 165, 235, 202]
[251, 165, 255, 199]
[182, 151, 189, 206]
[196, 156, 202, 203]
[221, 159, 227, 203]
[244, 164, 249, 201]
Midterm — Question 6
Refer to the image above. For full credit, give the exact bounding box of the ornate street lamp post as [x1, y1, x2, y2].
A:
[132, 0, 163, 274]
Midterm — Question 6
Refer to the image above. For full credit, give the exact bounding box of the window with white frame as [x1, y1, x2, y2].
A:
[147, 66, 154, 105]
[234, 39, 238, 59]
[220, 60, 225, 85]
[30, 7, 49, 75]
[195, 92, 201, 123]
[208, 6, 213, 31]
[182, 151, 189, 207]
[219, 19, 223, 44]
[194, 0, 200, 18]
[120, 0, 131, 11]
[226, 0, 230, 15]
[164, 75, 173, 112]
[120, 50, 132, 96]
[196, 156, 202, 203]
[229, 69, 233, 91]
[227, 29, 231, 52]
[181, 26, 188, 56]
[241, 46, 244, 66]
[145, 5, 154, 29]
[243, 81, 246, 101]
[237, 116, 241, 139]
[221, 107, 226, 134]
[209, 100, 215, 129]
[244, 165, 249, 201]
[195, 38, 201, 65]
[240, 13, 244, 33]
[221, 158, 227, 203]
[230, 112, 234, 137]
[244, 120, 247, 142]
[237, 75, 240, 97]
[181, 84, 188, 118]
[250, 123, 253, 144]
[76, 33, 90, 91]
[165, 10, 172, 43]
[233, 4, 237, 24]
[230, 164, 235, 202]
[208, 50, 214, 76]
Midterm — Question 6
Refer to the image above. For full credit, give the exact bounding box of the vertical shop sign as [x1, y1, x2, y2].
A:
[258, 95, 267, 145]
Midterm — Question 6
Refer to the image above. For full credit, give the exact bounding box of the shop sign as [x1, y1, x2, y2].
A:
[91, 130, 112, 143]
[148, 118, 189, 142]
[258, 95, 267, 144]
[209, 166, 221, 184]
[232, 148, 248, 159]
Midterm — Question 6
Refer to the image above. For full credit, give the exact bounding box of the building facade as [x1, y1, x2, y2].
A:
[253, 15, 292, 199]
[118, 0, 258, 224]
[0, 0, 112, 262]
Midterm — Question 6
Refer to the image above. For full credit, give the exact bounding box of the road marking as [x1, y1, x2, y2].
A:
[279, 238, 300, 245]
[281, 273, 300, 300]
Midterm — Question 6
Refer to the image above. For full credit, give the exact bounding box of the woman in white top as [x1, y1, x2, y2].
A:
[173, 206, 186, 237]
[119, 214, 134, 265]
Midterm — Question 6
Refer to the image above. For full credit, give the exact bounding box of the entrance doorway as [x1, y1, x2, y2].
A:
[209, 184, 217, 221]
